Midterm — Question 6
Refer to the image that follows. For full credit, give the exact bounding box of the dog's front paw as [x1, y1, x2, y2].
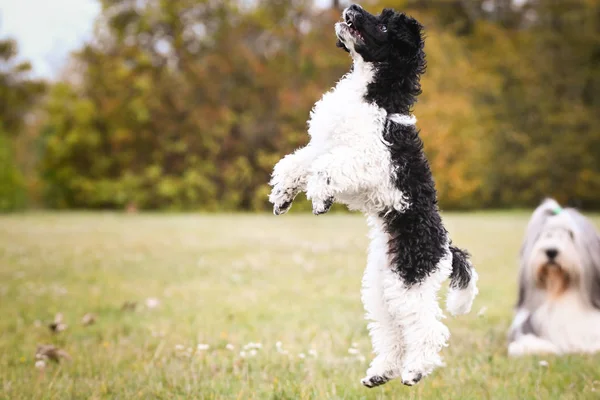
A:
[269, 186, 296, 216]
[312, 197, 333, 215]
[306, 171, 334, 215]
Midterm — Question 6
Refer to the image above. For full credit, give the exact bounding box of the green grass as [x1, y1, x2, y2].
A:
[1, 212, 599, 399]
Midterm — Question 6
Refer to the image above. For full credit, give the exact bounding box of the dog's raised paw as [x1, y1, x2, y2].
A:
[269, 187, 296, 215]
[361, 374, 389, 388]
[312, 197, 334, 215]
[273, 200, 292, 215]
[401, 370, 423, 386]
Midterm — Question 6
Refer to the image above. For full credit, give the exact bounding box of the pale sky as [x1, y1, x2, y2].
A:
[0, 0, 100, 79]
[0, 0, 340, 79]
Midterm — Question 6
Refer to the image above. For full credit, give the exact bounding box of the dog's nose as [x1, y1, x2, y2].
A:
[545, 248, 558, 260]
[348, 4, 363, 12]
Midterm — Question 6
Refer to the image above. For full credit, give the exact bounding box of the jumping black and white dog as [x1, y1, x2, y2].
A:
[269, 5, 478, 387]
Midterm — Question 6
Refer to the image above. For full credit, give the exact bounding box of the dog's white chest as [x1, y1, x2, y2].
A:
[307, 66, 386, 149]
[534, 293, 600, 352]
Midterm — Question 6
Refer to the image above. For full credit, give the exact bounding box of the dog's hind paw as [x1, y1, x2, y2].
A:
[401, 370, 423, 386]
[361, 374, 390, 388]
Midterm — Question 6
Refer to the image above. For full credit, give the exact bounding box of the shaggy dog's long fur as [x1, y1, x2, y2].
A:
[268, 4, 478, 387]
[508, 199, 600, 356]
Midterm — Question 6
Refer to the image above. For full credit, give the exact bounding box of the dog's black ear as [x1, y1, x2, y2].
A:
[390, 13, 424, 50]
[336, 39, 350, 52]
[380, 8, 396, 18]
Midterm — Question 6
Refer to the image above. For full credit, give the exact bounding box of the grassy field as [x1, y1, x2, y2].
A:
[1, 212, 599, 399]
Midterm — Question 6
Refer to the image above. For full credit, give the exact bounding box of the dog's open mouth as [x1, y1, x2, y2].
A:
[344, 14, 363, 40]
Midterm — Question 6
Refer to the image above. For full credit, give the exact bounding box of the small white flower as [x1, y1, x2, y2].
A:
[348, 348, 360, 355]
[225, 344, 235, 351]
[539, 360, 549, 367]
[477, 306, 488, 317]
[298, 353, 306, 359]
[145, 297, 161, 309]
[240, 351, 247, 358]
[275, 341, 283, 348]
[357, 355, 366, 362]
[308, 349, 318, 357]
[243, 342, 262, 350]
[35, 360, 46, 370]
[174, 344, 185, 351]
[249, 349, 257, 357]
[197, 344, 210, 351]
[351, 342, 358, 348]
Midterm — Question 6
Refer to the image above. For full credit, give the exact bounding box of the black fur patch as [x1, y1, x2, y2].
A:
[378, 121, 447, 286]
[339, 7, 475, 287]
[351, 7, 453, 287]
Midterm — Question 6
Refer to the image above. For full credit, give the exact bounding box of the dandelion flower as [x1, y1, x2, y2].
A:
[35, 360, 46, 370]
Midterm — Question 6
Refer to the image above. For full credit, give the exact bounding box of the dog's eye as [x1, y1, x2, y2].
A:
[379, 24, 387, 33]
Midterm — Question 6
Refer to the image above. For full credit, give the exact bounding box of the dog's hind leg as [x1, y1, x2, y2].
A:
[383, 251, 453, 386]
[360, 218, 405, 388]
[360, 257, 405, 387]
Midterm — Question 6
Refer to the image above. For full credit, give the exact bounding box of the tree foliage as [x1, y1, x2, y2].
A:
[33, 0, 600, 210]
[0, 39, 45, 211]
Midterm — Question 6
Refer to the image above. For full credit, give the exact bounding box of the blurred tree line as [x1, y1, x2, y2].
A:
[1, 0, 599, 211]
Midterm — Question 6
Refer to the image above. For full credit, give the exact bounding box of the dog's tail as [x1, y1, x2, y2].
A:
[446, 245, 479, 316]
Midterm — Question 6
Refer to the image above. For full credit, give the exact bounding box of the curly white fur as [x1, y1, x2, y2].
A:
[269, 61, 410, 216]
[361, 216, 453, 385]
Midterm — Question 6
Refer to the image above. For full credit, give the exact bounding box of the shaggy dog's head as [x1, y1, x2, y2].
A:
[528, 215, 579, 297]
[518, 199, 600, 308]
[335, 4, 424, 65]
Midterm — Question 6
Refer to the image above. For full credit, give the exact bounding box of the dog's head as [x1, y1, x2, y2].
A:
[335, 4, 424, 65]
[518, 199, 600, 309]
[528, 215, 579, 297]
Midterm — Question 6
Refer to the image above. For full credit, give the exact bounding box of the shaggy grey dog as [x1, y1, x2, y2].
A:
[509, 199, 600, 356]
